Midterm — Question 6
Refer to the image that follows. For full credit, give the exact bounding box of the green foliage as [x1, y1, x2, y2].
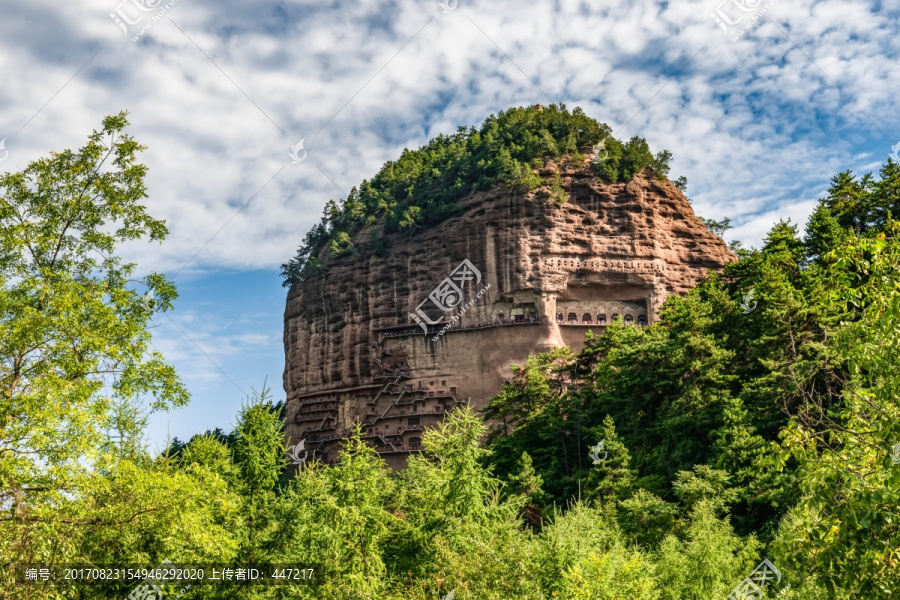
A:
[231, 385, 286, 566]
[402, 406, 512, 531]
[11, 117, 900, 600]
[562, 544, 660, 599]
[655, 501, 761, 600]
[536, 500, 622, 595]
[482, 215, 846, 540]
[327, 231, 355, 257]
[473, 158, 900, 598]
[699, 216, 733, 238]
[267, 428, 397, 600]
[179, 433, 236, 479]
[422, 513, 543, 600]
[616, 489, 680, 549]
[584, 415, 637, 502]
[802, 161, 900, 249]
[592, 135, 672, 184]
[538, 172, 568, 203]
[282, 105, 677, 285]
[804, 205, 847, 262]
[771, 224, 900, 599]
[0, 114, 192, 596]
[672, 465, 738, 515]
[503, 451, 552, 514]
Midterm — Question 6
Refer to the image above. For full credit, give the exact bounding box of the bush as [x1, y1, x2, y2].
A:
[328, 231, 355, 257]
[562, 545, 660, 600]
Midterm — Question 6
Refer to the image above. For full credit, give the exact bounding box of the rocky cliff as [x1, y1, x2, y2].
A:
[283, 154, 734, 468]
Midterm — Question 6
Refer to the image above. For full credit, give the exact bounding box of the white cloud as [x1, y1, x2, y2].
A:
[150, 308, 278, 388]
[1, 0, 898, 277]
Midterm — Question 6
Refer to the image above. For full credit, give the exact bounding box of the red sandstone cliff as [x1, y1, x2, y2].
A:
[283, 156, 734, 468]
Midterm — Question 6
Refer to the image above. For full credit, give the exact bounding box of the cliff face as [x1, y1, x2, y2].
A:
[283, 157, 734, 468]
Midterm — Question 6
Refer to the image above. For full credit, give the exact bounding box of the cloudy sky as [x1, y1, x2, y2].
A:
[1, 0, 897, 448]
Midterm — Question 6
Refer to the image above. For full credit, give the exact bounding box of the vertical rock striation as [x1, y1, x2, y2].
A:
[283, 158, 734, 468]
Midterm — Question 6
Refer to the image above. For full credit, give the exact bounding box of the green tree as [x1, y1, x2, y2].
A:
[402, 406, 509, 531]
[584, 415, 636, 502]
[655, 501, 761, 600]
[617, 489, 680, 550]
[231, 384, 286, 567]
[804, 204, 848, 262]
[504, 450, 551, 514]
[562, 544, 660, 600]
[672, 465, 738, 515]
[0, 113, 189, 594]
[328, 231, 355, 257]
[699, 216, 733, 238]
[270, 428, 397, 600]
[536, 500, 621, 597]
[772, 226, 900, 599]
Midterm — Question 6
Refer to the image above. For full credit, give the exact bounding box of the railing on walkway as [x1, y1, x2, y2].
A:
[380, 319, 542, 339]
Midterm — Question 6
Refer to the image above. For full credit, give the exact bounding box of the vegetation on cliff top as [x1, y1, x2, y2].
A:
[281, 104, 676, 285]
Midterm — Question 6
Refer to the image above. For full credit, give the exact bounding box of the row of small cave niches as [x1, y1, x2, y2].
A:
[555, 312, 648, 326]
[293, 380, 466, 465]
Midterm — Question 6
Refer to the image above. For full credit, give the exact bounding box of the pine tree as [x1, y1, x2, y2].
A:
[231, 384, 285, 567]
[584, 415, 636, 502]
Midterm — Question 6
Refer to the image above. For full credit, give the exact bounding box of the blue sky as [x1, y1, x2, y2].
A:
[1, 0, 898, 449]
[145, 270, 286, 450]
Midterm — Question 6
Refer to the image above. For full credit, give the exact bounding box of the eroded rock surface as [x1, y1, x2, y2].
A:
[283, 159, 734, 468]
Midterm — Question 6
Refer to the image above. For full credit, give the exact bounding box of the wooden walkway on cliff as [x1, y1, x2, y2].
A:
[374, 318, 542, 339]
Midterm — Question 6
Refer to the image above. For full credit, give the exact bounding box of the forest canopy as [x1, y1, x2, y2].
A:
[281, 104, 675, 285]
